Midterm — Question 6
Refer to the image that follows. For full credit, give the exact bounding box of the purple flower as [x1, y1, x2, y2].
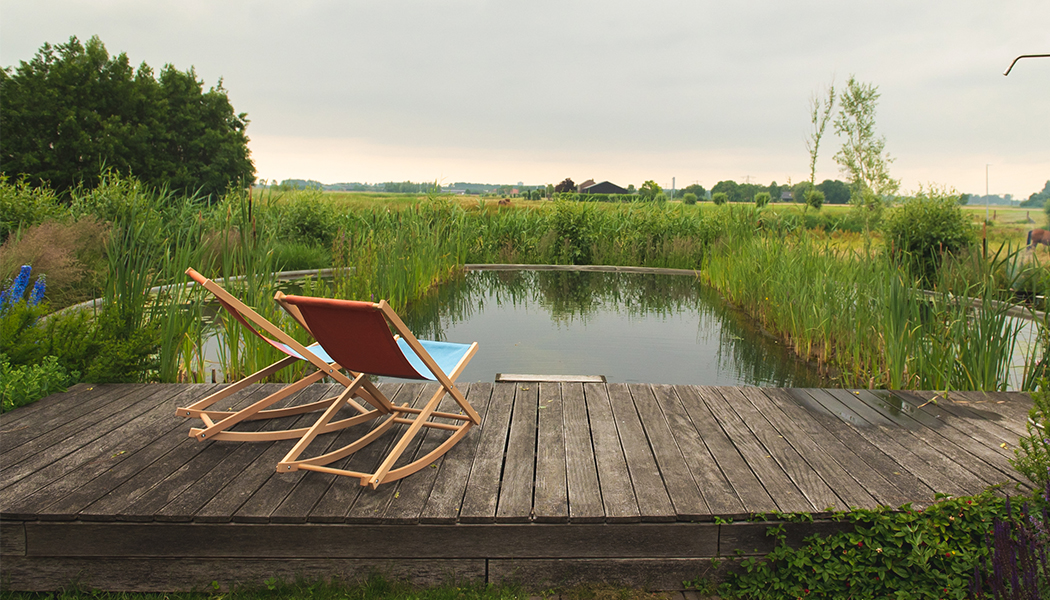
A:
[2, 265, 32, 311]
[29, 275, 46, 306]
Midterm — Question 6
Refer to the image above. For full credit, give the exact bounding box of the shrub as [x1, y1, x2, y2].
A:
[1, 354, 79, 413]
[712, 192, 728, 206]
[883, 186, 977, 284]
[0, 175, 67, 244]
[805, 188, 825, 211]
[754, 191, 771, 208]
[276, 194, 339, 247]
[683, 192, 698, 205]
[0, 217, 108, 308]
[719, 492, 1013, 600]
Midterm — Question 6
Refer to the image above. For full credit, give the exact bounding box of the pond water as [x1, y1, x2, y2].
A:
[198, 268, 827, 387]
[389, 268, 826, 387]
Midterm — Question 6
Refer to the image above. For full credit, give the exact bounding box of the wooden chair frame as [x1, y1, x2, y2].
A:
[176, 268, 394, 442]
[273, 293, 480, 488]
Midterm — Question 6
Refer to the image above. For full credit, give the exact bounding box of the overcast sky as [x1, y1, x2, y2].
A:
[2, 1, 1047, 198]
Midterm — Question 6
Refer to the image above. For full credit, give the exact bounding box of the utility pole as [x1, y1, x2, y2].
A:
[671, 177, 675, 200]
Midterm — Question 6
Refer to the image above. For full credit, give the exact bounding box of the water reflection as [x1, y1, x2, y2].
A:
[398, 269, 827, 387]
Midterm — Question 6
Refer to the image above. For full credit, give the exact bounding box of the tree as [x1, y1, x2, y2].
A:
[754, 191, 771, 208]
[682, 192, 698, 205]
[0, 36, 254, 198]
[791, 181, 813, 204]
[1021, 180, 1050, 207]
[817, 179, 851, 204]
[834, 76, 899, 205]
[834, 75, 898, 242]
[681, 183, 706, 200]
[639, 180, 662, 201]
[554, 178, 576, 193]
[712, 192, 728, 205]
[804, 188, 824, 211]
[712, 180, 744, 203]
[807, 82, 835, 188]
[626, 183, 636, 194]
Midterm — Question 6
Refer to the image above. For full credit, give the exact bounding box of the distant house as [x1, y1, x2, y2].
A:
[580, 181, 629, 195]
[781, 191, 793, 202]
[578, 179, 596, 191]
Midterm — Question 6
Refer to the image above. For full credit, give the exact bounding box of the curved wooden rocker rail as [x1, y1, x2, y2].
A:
[273, 294, 480, 489]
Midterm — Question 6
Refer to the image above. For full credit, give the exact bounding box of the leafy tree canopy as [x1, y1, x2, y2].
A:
[0, 36, 254, 198]
[816, 179, 851, 204]
[1020, 180, 1050, 207]
[638, 180, 663, 200]
[679, 183, 706, 199]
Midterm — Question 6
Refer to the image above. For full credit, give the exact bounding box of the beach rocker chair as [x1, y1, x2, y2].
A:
[273, 293, 481, 488]
[175, 268, 389, 442]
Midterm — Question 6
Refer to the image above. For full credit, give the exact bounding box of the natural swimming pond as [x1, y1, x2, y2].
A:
[390, 267, 826, 387]
[199, 267, 827, 387]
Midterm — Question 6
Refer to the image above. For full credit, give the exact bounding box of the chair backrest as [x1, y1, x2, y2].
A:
[186, 267, 301, 358]
[278, 295, 426, 380]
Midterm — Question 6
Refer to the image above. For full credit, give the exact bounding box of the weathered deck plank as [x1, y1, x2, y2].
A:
[0, 381, 1034, 592]
[1, 382, 1032, 526]
[584, 383, 640, 523]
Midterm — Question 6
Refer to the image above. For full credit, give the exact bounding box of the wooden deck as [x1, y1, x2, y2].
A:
[0, 382, 1034, 591]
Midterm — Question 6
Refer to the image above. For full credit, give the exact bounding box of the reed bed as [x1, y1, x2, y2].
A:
[6, 176, 1048, 392]
[701, 234, 1038, 390]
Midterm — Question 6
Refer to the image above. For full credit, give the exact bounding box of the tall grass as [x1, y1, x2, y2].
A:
[9, 172, 1049, 392]
[701, 232, 1036, 390]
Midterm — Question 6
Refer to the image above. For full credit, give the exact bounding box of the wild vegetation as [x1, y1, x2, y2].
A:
[3, 175, 1050, 403]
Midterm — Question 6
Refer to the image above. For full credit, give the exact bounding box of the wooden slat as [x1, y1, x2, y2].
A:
[561, 382, 604, 523]
[33, 385, 223, 520]
[0, 384, 175, 491]
[0, 384, 132, 450]
[852, 389, 1025, 490]
[204, 385, 347, 523]
[231, 384, 342, 522]
[420, 382, 494, 524]
[651, 384, 744, 517]
[828, 388, 1001, 494]
[892, 390, 1027, 451]
[346, 385, 434, 524]
[22, 521, 719, 558]
[97, 385, 285, 521]
[675, 385, 777, 514]
[150, 385, 318, 522]
[382, 384, 489, 524]
[740, 388, 878, 510]
[801, 389, 969, 498]
[726, 387, 846, 512]
[270, 383, 403, 524]
[899, 390, 1031, 439]
[762, 388, 914, 509]
[458, 382, 515, 523]
[606, 384, 673, 522]
[0, 385, 198, 518]
[495, 384, 538, 523]
[628, 384, 708, 520]
[533, 383, 568, 523]
[584, 383, 639, 523]
[0, 555, 484, 591]
[306, 383, 414, 523]
[954, 390, 1034, 432]
[697, 386, 812, 513]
